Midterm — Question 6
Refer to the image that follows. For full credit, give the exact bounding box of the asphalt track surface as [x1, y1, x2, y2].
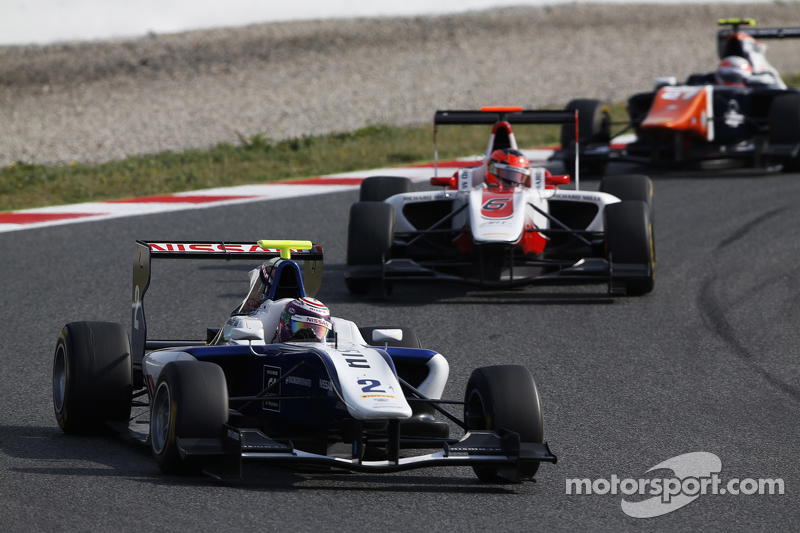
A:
[1, 163, 799, 531]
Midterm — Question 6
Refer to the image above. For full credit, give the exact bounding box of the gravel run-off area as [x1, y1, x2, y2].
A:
[1, 2, 800, 166]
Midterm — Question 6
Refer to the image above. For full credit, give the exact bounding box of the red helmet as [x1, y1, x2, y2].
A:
[278, 297, 332, 343]
[716, 56, 753, 86]
[486, 149, 531, 187]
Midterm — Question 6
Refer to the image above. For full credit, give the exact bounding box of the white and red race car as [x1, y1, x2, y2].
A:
[345, 107, 655, 296]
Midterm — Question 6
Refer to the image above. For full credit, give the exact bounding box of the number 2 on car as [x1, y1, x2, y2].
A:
[358, 379, 385, 393]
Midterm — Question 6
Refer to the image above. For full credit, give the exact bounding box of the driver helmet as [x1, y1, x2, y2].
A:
[486, 148, 531, 187]
[278, 297, 333, 343]
[715, 56, 753, 86]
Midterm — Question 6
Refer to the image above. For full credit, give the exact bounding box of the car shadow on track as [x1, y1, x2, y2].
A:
[610, 162, 793, 180]
[0, 426, 528, 494]
[359, 291, 617, 307]
[0, 424, 158, 479]
[221, 463, 528, 495]
[320, 265, 616, 306]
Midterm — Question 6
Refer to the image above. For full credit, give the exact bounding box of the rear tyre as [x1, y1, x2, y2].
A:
[604, 201, 655, 295]
[464, 365, 544, 483]
[150, 361, 229, 475]
[561, 99, 611, 177]
[360, 176, 412, 202]
[346, 202, 395, 294]
[601, 174, 656, 260]
[768, 93, 800, 172]
[599, 174, 653, 214]
[53, 322, 132, 435]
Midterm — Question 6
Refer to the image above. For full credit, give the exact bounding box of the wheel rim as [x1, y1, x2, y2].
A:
[53, 345, 66, 413]
[150, 381, 172, 455]
[465, 389, 489, 430]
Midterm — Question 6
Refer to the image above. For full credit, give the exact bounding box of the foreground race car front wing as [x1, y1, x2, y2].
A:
[176, 426, 557, 482]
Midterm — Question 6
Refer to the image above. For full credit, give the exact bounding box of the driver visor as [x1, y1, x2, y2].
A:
[290, 315, 333, 342]
[492, 163, 531, 185]
[718, 68, 750, 85]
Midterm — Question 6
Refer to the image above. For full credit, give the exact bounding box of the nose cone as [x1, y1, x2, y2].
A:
[641, 86, 713, 141]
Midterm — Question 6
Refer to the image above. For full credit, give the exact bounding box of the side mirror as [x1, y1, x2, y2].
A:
[546, 174, 571, 186]
[231, 320, 265, 342]
[430, 176, 457, 188]
[372, 329, 403, 344]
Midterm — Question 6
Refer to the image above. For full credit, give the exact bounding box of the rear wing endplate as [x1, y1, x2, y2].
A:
[131, 240, 323, 386]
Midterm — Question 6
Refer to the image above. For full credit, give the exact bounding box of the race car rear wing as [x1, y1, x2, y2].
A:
[717, 18, 800, 39]
[434, 108, 576, 126]
[730, 27, 800, 39]
[717, 19, 800, 58]
[432, 107, 580, 187]
[130, 239, 323, 387]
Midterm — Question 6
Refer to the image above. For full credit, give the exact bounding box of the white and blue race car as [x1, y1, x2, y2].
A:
[52, 240, 556, 482]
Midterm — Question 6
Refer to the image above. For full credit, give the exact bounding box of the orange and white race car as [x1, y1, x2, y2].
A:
[556, 19, 800, 174]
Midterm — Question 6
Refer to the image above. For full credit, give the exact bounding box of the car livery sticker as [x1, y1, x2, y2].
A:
[480, 191, 515, 219]
[311, 345, 412, 420]
[470, 188, 526, 243]
[262, 365, 281, 412]
[148, 242, 315, 254]
[358, 378, 396, 399]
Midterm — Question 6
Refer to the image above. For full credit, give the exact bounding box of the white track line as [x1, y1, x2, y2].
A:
[3, 138, 638, 233]
[0, 161, 478, 233]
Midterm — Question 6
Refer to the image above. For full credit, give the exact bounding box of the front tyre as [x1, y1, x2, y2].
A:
[464, 365, 544, 482]
[769, 93, 800, 173]
[604, 201, 655, 295]
[150, 361, 229, 475]
[53, 322, 132, 434]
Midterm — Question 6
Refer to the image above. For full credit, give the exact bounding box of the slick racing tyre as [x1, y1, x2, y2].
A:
[358, 326, 421, 348]
[601, 174, 656, 260]
[53, 322, 132, 434]
[561, 99, 611, 177]
[599, 175, 653, 216]
[346, 201, 395, 294]
[359, 176, 412, 202]
[464, 365, 544, 483]
[150, 361, 229, 475]
[604, 201, 655, 295]
[768, 93, 800, 172]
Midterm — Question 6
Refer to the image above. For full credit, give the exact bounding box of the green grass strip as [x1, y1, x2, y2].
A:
[1, 122, 570, 213]
[6, 79, 799, 213]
